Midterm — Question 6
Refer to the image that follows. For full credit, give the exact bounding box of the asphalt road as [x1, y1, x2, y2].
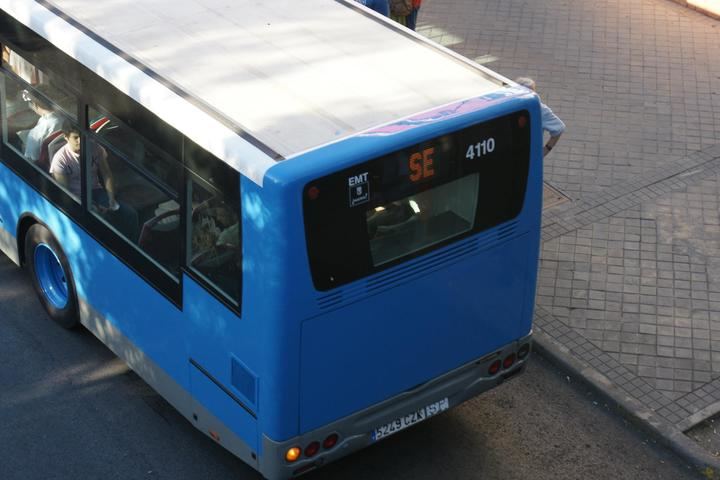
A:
[0, 253, 701, 480]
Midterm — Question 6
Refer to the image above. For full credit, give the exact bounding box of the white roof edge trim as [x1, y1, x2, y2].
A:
[285, 84, 527, 161]
[283, 90, 496, 160]
[1, 0, 276, 186]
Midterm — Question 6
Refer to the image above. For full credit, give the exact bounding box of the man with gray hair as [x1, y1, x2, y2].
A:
[515, 77, 565, 157]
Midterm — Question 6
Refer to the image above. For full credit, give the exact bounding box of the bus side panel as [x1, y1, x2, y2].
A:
[238, 176, 300, 444]
[188, 359, 259, 450]
[299, 234, 532, 432]
[184, 275, 261, 452]
[0, 163, 19, 264]
[0, 162, 189, 397]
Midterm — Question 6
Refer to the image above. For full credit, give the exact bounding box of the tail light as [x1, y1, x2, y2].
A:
[304, 441, 320, 458]
[323, 433, 339, 450]
[503, 353, 516, 369]
[488, 359, 501, 375]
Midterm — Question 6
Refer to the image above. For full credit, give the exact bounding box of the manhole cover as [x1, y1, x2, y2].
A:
[543, 182, 570, 210]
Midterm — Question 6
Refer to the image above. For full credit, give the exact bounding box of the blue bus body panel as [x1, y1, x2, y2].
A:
[0, 88, 543, 451]
[183, 176, 301, 452]
[189, 360, 258, 448]
[185, 275, 261, 451]
[240, 176, 303, 443]
[0, 163, 263, 451]
[0, 163, 189, 389]
[299, 234, 533, 431]
[261, 90, 543, 439]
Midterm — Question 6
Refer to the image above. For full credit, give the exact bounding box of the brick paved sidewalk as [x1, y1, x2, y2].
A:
[420, 0, 720, 471]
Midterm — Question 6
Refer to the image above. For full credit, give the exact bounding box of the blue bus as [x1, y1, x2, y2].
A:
[0, 1, 541, 478]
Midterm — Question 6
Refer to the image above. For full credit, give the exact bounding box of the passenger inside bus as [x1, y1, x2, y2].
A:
[3, 47, 78, 167]
[17, 89, 64, 163]
[190, 194, 240, 296]
[50, 121, 139, 240]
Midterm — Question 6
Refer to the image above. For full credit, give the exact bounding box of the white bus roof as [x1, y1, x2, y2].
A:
[4, 0, 507, 184]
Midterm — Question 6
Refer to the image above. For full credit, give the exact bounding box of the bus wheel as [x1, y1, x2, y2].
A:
[25, 224, 80, 329]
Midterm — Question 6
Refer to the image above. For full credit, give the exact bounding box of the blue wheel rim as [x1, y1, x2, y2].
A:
[34, 243, 69, 309]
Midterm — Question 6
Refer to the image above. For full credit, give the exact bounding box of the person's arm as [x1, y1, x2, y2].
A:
[96, 146, 118, 210]
[52, 171, 72, 189]
[541, 104, 566, 157]
[544, 133, 562, 157]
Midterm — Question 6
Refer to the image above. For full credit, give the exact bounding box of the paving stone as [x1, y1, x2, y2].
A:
[422, 0, 720, 431]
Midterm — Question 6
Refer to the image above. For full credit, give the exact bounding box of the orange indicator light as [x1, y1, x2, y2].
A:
[286, 447, 302, 463]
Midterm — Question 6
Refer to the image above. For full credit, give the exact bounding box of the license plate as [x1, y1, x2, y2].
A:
[372, 397, 449, 441]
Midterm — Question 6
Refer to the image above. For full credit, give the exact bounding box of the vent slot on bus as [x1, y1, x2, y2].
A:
[315, 221, 518, 310]
[231, 356, 258, 409]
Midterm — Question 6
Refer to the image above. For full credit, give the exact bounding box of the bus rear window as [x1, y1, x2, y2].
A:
[367, 173, 478, 266]
[304, 110, 531, 291]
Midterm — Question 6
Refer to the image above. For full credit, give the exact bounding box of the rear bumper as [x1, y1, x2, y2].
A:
[259, 332, 532, 479]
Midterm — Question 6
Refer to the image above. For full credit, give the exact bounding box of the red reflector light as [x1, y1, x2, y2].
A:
[304, 441, 320, 458]
[323, 433, 339, 450]
[488, 359, 501, 375]
[518, 115, 527, 128]
[503, 354, 516, 369]
[307, 186, 320, 200]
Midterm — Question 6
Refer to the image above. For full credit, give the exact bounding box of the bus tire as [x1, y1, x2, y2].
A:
[25, 224, 80, 329]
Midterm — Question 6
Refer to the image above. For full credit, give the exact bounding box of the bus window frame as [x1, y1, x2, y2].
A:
[183, 168, 243, 314]
[0, 34, 190, 308]
[86, 104, 183, 195]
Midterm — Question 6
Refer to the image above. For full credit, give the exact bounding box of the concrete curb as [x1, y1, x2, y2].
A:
[533, 329, 720, 479]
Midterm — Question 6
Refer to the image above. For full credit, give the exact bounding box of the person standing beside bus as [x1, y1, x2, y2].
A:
[406, 0, 422, 30]
[389, 0, 412, 26]
[515, 77, 565, 157]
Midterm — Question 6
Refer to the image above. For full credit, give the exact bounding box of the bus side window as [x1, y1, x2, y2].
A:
[187, 164, 241, 305]
[86, 107, 182, 277]
[1, 47, 79, 197]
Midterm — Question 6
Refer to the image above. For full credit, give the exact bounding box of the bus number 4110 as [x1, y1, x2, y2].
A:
[466, 138, 495, 159]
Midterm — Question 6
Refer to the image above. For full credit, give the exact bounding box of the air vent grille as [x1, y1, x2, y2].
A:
[231, 356, 258, 409]
[316, 221, 518, 310]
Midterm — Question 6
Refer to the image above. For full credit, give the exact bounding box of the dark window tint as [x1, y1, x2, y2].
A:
[187, 165, 242, 305]
[367, 173, 479, 266]
[304, 110, 531, 290]
[0, 16, 186, 306]
[89, 107, 181, 192]
[87, 129, 181, 276]
[2, 48, 79, 200]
